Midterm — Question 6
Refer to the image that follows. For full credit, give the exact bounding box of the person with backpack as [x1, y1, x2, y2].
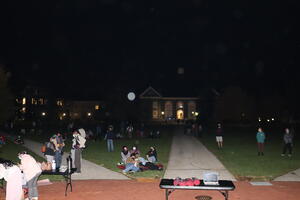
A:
[43, 137, 55, 163]
[71, 129, 86, 173]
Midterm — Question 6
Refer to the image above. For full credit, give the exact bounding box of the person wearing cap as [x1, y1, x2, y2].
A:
[104, 125, 115, 152]
[18, 152, 42, 200]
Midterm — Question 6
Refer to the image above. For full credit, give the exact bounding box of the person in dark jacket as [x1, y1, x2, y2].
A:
[281, 128, 293, 157]
[105, 125, 115, 152]
[216, 123, 224, 149]
[146, 146, 157, 163]
[44, 138, 55, 163]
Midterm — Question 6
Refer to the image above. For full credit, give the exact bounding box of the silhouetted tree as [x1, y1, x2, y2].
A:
[0, 66, 14, 125]
[214, 86, 256, 123]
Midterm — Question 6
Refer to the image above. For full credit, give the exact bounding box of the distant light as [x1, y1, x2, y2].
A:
[87, 112, 92, 116]
[21, 107, 26, 113]
[95, 105, 100, 110]
[177, 67, 184, 75]
[258, 117, 261, 122]
[42, 112, 46, 116]
[192, 111, 195, 114]
[127, 92, 136, 101]
[267, 119, 270, 122]
[62, 113, 66, 117]
[271, 118, 274, 121]
[161, 111, 165, 115]
[22, 97, 26, 105]
[195, 112, 199, 116]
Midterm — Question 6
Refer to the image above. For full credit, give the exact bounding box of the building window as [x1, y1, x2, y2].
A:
[95, 105, 100, 110]
[165, 101, 173, 118]
[188, 101, 196, 119]
[176, 101, 184, 120]
[31, 98, 38, 105]
[57, 100, 63, 106]
[39, 98, 45, 105]
[22, 97, 26, 105]
[152, 101, 158, 119]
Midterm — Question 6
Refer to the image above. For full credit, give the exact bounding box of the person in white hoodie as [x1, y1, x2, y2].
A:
[0, 159, 23, 200]
[71, 129, 86, 173]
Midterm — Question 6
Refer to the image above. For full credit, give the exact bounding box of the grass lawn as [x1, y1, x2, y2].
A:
[201, 125, 300, 181]
[82, 126, 173, 178]
[0, 140, 63, 181]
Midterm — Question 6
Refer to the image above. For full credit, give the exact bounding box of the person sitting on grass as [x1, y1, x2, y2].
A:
[136, 153, 162, 170]
[0, 159, 24, 200]
[122, 153, 140, 174]
[146, 146, 157, 163]
[256, 127, 266, 156]
[121, 146, 130, 164]
[130, 145, 140, 155]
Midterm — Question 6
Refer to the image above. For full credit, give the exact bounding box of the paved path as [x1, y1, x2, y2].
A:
[163, 128, 236, 181]
[1, 131, 128, 180]
[23, 139, 129, 180]
[274, 168, 300, 181]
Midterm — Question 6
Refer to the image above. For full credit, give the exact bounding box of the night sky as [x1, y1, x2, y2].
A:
[0, 0, 299, 99]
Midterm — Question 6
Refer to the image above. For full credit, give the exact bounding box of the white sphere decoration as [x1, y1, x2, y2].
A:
[127, 92, 136, 101]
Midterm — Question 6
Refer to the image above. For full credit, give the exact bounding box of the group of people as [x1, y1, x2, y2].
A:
[0, 152, 41, 200]
[121, 146, 160, 174]
[256, 127, 294, 157]
[214, 123, 295, 157]
[43, 129, 86, 173]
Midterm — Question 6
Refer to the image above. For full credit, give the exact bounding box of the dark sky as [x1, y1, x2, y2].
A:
[0, 0, 299, 98]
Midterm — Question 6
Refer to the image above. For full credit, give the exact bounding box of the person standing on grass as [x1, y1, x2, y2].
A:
[256, 127, 266, 156]
[18, 151, 42, 200]
[105, 125, 115, 152]
[281, 128, 293, 157]
[216, 123, 224, 149]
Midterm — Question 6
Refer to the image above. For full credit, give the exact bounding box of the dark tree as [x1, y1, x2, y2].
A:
[0, 66, 14, 125]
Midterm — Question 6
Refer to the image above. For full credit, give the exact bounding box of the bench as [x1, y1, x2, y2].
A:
[159, 179, 235, 200]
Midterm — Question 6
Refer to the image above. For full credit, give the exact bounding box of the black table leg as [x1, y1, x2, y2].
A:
[165, 189, 169, 200]
[219, 190, 229, 200]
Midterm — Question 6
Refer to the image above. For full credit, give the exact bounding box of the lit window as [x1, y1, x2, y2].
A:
[22, 98, 26, 105]
[57, 100, 63, 106]
[39, 98, 44, 105]
[31, 98, 38, 105]
[95, 105, 100, 110]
